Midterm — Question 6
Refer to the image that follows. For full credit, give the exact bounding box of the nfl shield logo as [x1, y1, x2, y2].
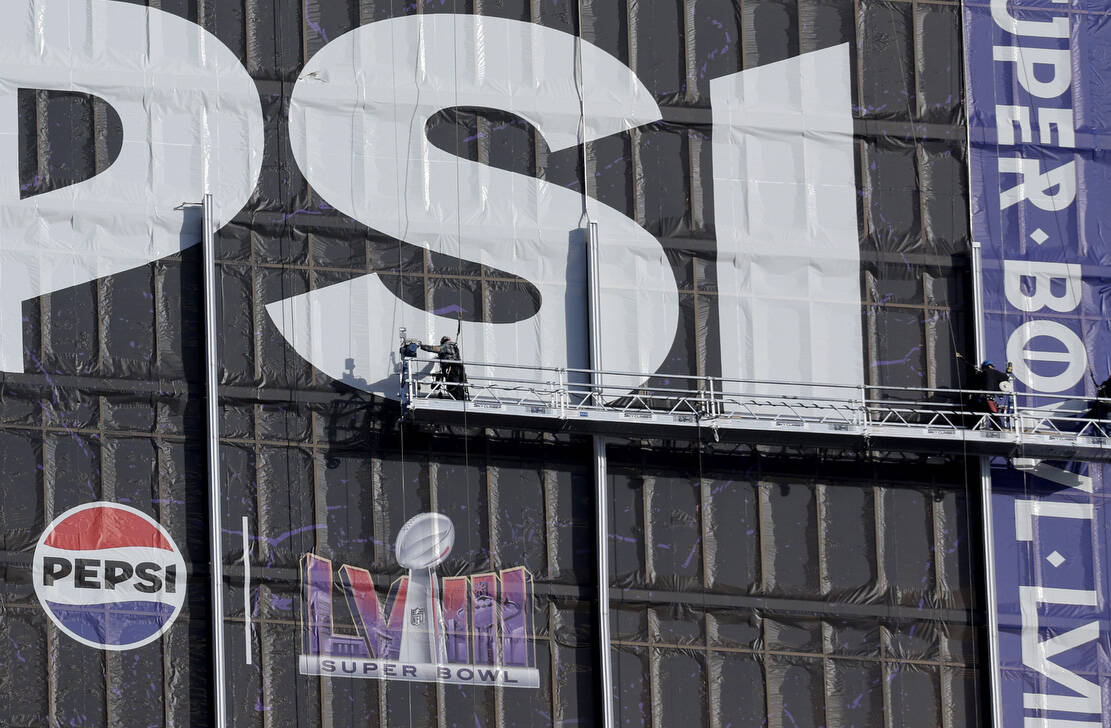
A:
[410, 607, 425, 627]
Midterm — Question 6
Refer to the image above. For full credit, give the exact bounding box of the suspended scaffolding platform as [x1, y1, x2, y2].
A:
[399, 358, 1111, 461]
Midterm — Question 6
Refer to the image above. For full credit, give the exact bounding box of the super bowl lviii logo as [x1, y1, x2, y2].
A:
[299, 513, 539, 688]
[33, 502, 187, 650]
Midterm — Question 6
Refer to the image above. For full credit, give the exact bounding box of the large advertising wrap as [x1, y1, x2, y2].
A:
[269, 19, 863, 399]
[299, 513, 539, 688]
[0, 1, 863, 396]
[965, 0, 1111, 725]
[0, 0, 985, 726]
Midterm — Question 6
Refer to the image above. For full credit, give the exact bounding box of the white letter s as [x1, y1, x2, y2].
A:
[270, 15, 678, 398]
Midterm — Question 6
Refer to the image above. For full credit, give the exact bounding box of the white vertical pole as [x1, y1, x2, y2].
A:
[979, 458, 1003, 728]
[587, 221, 614, 728]
[593, 435, 612, 727]
[970, 241, 986, 365]
[242, 515, 252, 666]
[587, 222, 603, 390]
[971, 240, 1003, 728]
[202, 194, 228, 728]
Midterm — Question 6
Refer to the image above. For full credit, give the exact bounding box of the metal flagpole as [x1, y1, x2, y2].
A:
[970, 240, 1003, 728]
[202, 193, 228, 728]
[587, 221, 615, 728]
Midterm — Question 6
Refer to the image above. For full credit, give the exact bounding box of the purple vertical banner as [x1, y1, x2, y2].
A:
[964, 0, 1111, 726]
[470, 573, 500, 666]
[441, 576, 471, 664]
[499, 567, 535, 668]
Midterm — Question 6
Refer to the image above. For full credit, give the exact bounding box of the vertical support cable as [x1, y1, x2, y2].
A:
[587, 221, 614, 728]
[970, 239, 1003, 728]
[202, 193, 228, 728]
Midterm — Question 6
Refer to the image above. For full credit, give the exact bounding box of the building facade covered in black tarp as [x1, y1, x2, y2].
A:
[0, 1, 989, 726]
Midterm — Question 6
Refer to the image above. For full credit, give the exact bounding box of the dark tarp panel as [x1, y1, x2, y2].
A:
[0, 0, 984, 726]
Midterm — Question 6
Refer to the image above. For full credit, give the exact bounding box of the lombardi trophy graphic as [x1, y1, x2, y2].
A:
[394, 513, 455, 664]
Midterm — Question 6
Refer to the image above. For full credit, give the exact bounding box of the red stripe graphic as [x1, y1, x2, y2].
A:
[44, 507, 172, 551]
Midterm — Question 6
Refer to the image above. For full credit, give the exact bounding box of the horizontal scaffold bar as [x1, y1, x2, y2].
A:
[399, 358, 1111, 462]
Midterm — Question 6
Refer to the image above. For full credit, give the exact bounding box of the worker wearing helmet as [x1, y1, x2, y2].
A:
[420, 336, 468, 400]
[979, 360, 1009, 393]
[956, 353, 1011, 426]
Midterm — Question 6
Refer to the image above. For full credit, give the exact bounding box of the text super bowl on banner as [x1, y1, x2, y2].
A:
[965, 0, 1111, 726]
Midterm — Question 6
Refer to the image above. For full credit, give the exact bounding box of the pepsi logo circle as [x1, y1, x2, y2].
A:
[33, 502, 187, 650]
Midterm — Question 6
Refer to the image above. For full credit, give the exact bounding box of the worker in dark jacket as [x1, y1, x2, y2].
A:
[956, 354, 1010, 425]
[1087, 375, 1111, 421]
[979, 360, 1009, 393]
[420, 336, 468, 400]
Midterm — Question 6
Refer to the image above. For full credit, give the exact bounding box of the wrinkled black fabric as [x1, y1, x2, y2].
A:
[0, 1, 982, 727]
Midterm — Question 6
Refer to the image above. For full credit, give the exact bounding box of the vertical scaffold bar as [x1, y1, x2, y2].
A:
[593, 435, 613, 727]
[971, 240, 1003, 728]
[970, 242, 986, 365]
[557, 368, 567, 415]
[587, 221, 614, 728]
[979, 457, 1003, 728]
[588, 222, 603, 392]
[202, 194, 228, 728]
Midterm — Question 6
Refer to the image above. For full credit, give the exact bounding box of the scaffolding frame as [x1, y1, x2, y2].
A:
[400, 357, 1111, 461]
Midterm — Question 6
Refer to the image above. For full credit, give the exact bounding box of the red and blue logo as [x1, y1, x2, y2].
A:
[32, 502, 187, 650]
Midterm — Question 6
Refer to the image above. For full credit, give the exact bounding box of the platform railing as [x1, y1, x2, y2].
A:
[862, 383, 1111, 438]
[400, 357, 1111, 441]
